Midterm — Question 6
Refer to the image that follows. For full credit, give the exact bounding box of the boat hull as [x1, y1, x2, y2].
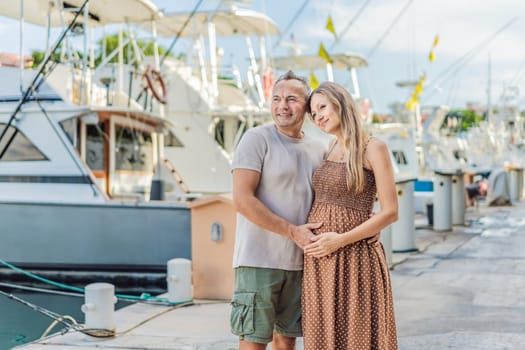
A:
[0, 201, 191, 272]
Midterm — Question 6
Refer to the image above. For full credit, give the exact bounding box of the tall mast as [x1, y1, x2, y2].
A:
[487, 52, 492, 124]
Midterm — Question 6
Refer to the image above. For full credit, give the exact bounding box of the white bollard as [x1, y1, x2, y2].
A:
[81, 283, 117, 330]
[509, 168, 523, 201]
[451, 173, 466, 225]
[167, 258, 192, 303]
[521, 169, 524, 200]
[391, 180, 416, 252]
[433, 172, 452, 231]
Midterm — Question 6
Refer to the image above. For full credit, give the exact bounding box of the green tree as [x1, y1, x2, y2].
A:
[31, 32, 171, 68]
[94, 32, 171, 66]
[459, 110, 483, 131]
[442, 109, 483, 134]
[30, 49, 65, 68]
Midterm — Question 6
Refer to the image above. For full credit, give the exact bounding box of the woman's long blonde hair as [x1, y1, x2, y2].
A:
[308, 82, 368, 192]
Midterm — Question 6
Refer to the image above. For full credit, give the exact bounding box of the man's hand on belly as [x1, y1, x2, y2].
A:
[289, 222, 322, 249]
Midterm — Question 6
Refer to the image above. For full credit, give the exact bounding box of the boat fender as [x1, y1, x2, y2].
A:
[144, 65, 167, 104]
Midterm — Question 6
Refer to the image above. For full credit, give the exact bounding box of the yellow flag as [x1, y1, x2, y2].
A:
[318, 42, 333, 64]
[433, 34, 439, 47]
[429, 50, 435, 62]
[415, 82, 423, 95]
[415, 75, 424, 95]
[309, 72, 320, 89]
[406, 99, 415, 111]
[429, 35, 439, 62]
[325, 15, 337, 38]
[406, 91, 419, 111]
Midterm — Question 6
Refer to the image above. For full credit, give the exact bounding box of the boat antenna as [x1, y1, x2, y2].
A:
[0, 0, 90, 158]
[160, 0, 205, 66]
[330, 0, 372, 51]
[366, 0, 414, 59]
[272, 0, 310, 49]
[508, 59, 525, 88]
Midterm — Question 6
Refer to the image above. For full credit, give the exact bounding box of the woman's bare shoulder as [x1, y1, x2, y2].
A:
[364, 137, 389, 168]
[366, 136, 388, 153]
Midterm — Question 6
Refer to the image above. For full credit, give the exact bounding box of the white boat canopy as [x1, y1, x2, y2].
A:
[148, 8, 280, 38]
[0, 0, 162, 27]
[270, 53, 368, 71]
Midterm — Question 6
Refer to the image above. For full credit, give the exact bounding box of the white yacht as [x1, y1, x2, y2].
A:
[0, 67, 191, 277]
[106, 6, 282, 199]
[0, 0, 194, 285]
[0, 0, 290, 282]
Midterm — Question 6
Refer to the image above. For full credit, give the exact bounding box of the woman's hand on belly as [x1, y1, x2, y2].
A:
[304, 232, 344, 258]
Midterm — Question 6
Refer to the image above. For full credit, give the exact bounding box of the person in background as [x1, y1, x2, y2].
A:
[230, 70, 325, 350]
[303, 81, 399, 349]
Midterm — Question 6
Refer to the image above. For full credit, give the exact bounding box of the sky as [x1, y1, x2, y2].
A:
[0, 0, 523, 115]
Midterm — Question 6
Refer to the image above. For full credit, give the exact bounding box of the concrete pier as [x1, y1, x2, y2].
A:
[14, 201, 525, 350]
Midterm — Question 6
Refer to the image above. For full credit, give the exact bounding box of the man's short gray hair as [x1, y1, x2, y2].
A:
[272, 70, 310, 99]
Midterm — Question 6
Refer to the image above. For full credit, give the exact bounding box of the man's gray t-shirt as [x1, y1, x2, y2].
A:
[232, 124, 325, 270]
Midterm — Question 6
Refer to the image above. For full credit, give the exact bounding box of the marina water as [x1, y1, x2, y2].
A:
[0, 289, 132, 349]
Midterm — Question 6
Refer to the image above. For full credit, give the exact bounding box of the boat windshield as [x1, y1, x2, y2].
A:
[0, 123, 48, 161]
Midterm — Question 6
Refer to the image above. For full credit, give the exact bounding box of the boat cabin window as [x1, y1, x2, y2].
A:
[115, 126, 153, 172]
[164, 130, 184, 147]
[0, 123, 48, 161]
[86, 123, 106, 171]
[60, 118, 78, 147]
[392, 150, 408, 165]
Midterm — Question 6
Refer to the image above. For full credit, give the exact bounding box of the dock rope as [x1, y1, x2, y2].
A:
[40, 315, 79, 338]
[0, 258, 192, 305]
[0, 287, 193, 340]
[0, 259, 195, 339]
[0, 289, 87, 336]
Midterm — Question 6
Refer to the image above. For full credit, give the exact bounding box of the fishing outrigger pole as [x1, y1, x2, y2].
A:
[0, 0, 91, 159]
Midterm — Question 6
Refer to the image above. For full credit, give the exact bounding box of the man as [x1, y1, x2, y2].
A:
[230, 71, 326, 350]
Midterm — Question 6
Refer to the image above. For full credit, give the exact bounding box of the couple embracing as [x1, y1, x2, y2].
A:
[230, 71, 398, 350]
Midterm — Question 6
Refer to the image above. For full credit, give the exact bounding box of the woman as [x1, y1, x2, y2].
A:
[302, 82, 398, 349]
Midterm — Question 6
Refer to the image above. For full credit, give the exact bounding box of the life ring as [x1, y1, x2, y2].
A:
[262, 67, 275, 100]
[144, 65, 167, 104]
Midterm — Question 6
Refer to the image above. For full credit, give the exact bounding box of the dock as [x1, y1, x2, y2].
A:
[14, 200, 525, 350]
